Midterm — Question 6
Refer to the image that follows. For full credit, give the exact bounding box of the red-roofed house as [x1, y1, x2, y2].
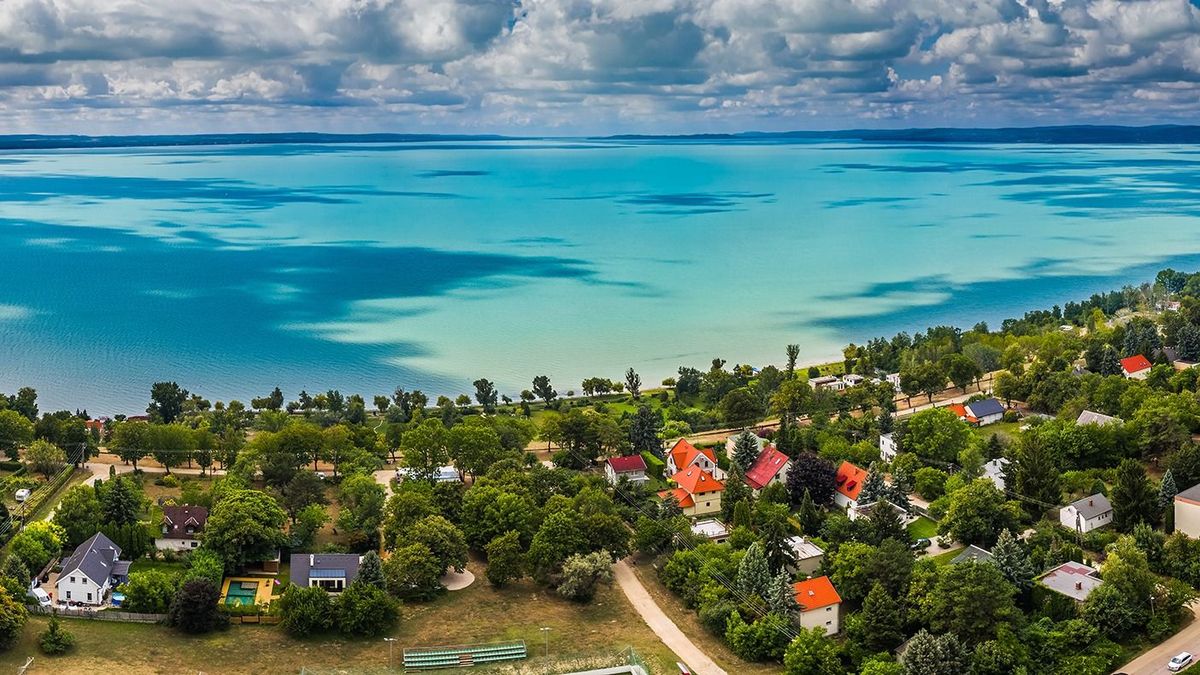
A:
[605, 455, 649, 486]
[946, 403, 978, 425]
[745, 446, 791, 493]
[833, 461, 868, 509]
[1121, 354, 1152, 380]
[793, 576, 842, 635]
[658, 466, 725, 517]
[666, 438, 726, 480]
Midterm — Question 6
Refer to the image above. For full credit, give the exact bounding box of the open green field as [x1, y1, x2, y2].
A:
[0, 559, 684, 674]
[906, 516, 938, 540]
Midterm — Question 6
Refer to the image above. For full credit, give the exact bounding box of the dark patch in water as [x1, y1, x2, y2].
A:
[416, 170, 490, 178]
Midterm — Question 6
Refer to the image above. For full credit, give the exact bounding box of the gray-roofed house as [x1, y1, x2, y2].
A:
[951, 545, 994, 565]
[156, 504, 208, 551]
[55, 532, 128, 606]
[290, 553, 362, 593]
[1059, 493, 1113, 533]
[1038, 561, 1102, 603]
[1077, 410, 1122, 426]
[1175, 482, 1200, 539]
[785, 536, 826, 576]
[982, 458, 1009, 491]
[965, 398, 1006, 426]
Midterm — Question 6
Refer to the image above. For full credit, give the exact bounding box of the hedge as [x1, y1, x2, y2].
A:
[641, 451, 665, 479]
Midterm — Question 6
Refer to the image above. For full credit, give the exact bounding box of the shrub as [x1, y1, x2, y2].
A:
[556, 551, 613, 603]
[38, 616, 73, 654]
[168, 579, 228, 634]
[277, 585, 332, 637]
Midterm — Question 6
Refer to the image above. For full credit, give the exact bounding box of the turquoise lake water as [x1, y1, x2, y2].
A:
[3, 139, 1200, 415]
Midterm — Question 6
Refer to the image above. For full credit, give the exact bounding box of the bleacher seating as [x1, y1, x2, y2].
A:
[403, 640, 527, 671]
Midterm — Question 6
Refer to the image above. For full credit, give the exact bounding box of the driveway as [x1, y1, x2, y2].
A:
[1117, 602, 1200, 674]
[613, 560, 728, 675]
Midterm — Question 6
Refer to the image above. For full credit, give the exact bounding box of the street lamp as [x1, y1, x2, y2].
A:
[539, 627, 551, 657]
[383, 637, 397, 670]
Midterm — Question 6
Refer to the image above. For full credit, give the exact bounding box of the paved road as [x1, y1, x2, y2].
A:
[613, 560, 728, 675]
[1118, 602, 1200, 674]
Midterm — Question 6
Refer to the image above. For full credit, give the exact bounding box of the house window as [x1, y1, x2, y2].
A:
[162, 525, 169, 534]
[826, 607, 832, 612]
[86, 593, 92, 602]
[65, 591, 71, 599]
[190, 542, 198, 548]
[69, 577, 75, 584]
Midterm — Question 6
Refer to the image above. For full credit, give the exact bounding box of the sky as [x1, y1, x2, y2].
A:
[0, 0, 1198, 134]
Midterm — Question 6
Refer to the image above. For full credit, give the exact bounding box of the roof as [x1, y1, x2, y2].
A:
[793, 576, 841, 611]
[946, 403, 978, 424]
[834, 461, 868, 501]
[785, 536, 824, 560]
[668, 438, 717, 470]
[160, 504, 208, 540]
[1176, 482, 1200, 505]
[1065, 493, 1112, 520]
[60, 532, 122, 586]
[691, 519, 729, 539]
[290, 553, 361, 586]
[657, 487, 694, 509]
[607, 455, 648, 473]
[670, 467, 725, 495]
[1076, 410, 1121, 426]
[951, 545, 994, 564]
[1121, 354, 1152, 373]
[966, 398, 1005, 418]
[745, 446, 790, 490]
[1038, 561, 1101, 602]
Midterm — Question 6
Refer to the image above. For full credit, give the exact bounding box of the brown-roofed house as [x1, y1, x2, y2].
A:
[156, 504, 208, 551]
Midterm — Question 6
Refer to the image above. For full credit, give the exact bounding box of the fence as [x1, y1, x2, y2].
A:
[31, 606, 167, 624]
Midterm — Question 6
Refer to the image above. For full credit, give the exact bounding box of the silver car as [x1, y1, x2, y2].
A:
[1169, 652, 1193, 672]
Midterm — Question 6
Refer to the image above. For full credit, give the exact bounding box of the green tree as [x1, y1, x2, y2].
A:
[531, 375, 557, 403]
[182, 549, 225, 587]
[168, 579, 227, 634]
[556, 551, 613, 603]
[736, 542, 773, 601]
[119, 570, 178, 613]
[38, 616, 74, 654]
[24, 439, 65, 478]
[203, 490, 288, 572]
[860, 582, 905, 652]
[991, 528, 1035, 591]
[732, 431, 760, 471]
[336, 473, 386, 546]
[290, 503, 329, 550]
[797, 489, 822, 535]
[0, 410, 33, 461]
[281, 471, 327, 523]
[726, 612, 791, 662]
[941, 353, 982, 392]
[904, 408, 970, 464]
[401, 419, 450, 484]
[277, 585, 332, 637]
[527, 510, 589, 580]
[857, 463, 887, 505]
[721, 463, 752, 524]
[99, 476, 142, 527]
[447, 424, 504, 478]
[1008, 434, 1061, 519]
[782, 627, 843, 675]
[358, 551, 385, 589]
[399, 515, 468, 575]
[334, 581, 399, 636]
[923, 562, 1019, 644]
[938, 479, 1022, 548]
[53, 485, 101, 548]
[148, 381, 188, 423]
[384, 542, 444, 600]
[1111, 458, 1158, 530]
[472, 378, 498, 413]
[459, 486, 536, 550]
[901, 630, 969, 675]
[485, 530, 525, 587]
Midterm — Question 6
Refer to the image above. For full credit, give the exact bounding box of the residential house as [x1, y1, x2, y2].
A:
[156, 504, 208, 551]
[1038, 561, 1102, 603]
[1121, 355, 1153, 380]
[724, 432, 765, 456]
[691, 519, 730, 544]
[879, 432, 898, 462]
[982, 458, 1009, 492]
[947, 403, 977, 425]
[396, 466, 461, 483]
[951, 545, 994, 565]
[793, 576, 842, 636]
[785, 536, 825, 576]
[289, 553, 361, 592]
[1059, 493, 1113, 533]
[56, 532, 128, 606]
[833, 461, 868, 510]
[965, 398, 1005, 426]
[810, 375, 845, 392]
[745, 446, 790, 493]
[658, 466, 725, 517]
[1175, 482, 1200, 538]
[666, 439, 726, 480]
[604, 455, 648, 486]
[841, 374, 865, 388]
[885, 373, 902, 391]
[1076, 410, 1122, 426]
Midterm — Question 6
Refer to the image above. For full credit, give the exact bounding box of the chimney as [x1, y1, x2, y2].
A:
[1075, 582, 1082, 590]
[310, 554, 315, 567]
[1088, 499, 1094, 507]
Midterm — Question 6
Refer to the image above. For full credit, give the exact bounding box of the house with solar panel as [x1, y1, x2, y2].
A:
[290, 553, 361, 593]
[964, 398, 1006, 426]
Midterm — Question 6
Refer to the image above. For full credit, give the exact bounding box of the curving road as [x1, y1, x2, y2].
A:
[613, 559, 728, 675]
[1117, 602, 1200, 674]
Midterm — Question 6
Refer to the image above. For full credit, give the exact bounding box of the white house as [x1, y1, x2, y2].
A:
[666, 439, 725, 480]
[841, 374, 865, 388]
[964, 398, 1005, 426]
[793, 576, 841, 636]
[604, 455, 648, 486]
[786, 536, 825, 577]
[156, 504, 208, 551]
[290, 553, 362, 593]
[810, 375, 845, 392]
[879, 433, 898, 462]
[744, 445, 790, 493]
[1076, 410, 1122, 426]
[885, 373, 902, 391]
[1059, 493, 1113, 533]
[982, 458, 1009, 491]
[691, 519, 730, 544]
[833, 461, 868, 509]
[1175, 483, 1200, 539]
[56, 532, 128, 606]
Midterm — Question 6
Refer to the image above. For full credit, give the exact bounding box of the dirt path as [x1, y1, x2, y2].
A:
[613, 559, 728, 675]
[1117, 602, 1200, 674]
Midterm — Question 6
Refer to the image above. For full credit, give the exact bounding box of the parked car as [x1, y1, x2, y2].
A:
[1169, 652, 1193, 672]
[14, 489, 30, 503]
[676, 664, 692, 675]
[27, 588, 50, 607]
[911, 538, 931, 551]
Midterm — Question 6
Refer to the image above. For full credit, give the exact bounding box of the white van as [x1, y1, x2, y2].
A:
[28, 588, 50, 607]
[14, 489, 30, 503]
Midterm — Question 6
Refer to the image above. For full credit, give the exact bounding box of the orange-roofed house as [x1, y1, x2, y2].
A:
[793, 576, 842, 635]
[666, 438, 726, 480]
[1121, 354, 1152, 380]
[658, 466, 725, 517]
[946, 403, 978, 425]
[833, 461, 868, 510]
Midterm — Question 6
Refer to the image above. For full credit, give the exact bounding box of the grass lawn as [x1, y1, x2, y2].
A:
[974, 421, 1022, 443]
[127, 560, 189, 577]
[0, 559, 685, 674]
[906, 516, 938, 540]
[929, 548, 965, 565]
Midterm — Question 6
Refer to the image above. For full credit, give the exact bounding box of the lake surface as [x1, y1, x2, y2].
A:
[3, 138, 1200, 415]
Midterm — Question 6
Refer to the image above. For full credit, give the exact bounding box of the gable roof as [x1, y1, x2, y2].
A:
[1076, 410, 1121, 426]
[834, 461, 868, 501]
[793, 576, 841, 611]
[607, 455, 648, 473]
[670, 467, 725, 495]
[290, 553, 361, 586]
[657, 486, 694, 509]
[668, 438, 716, 470]
[966, 398, 1005, 418]
[1176, 482, 1200, 505]
[1066, 493, 1112, 520]
[951, 545, 994, 564]
[745, 446, 790, 490]
[1121, 354, 1152, 373]
[1038, 561, 1101, 602]
[946, 403, 978, 424]
[60, 532, 122, 586]
[160, 504, 208, 540]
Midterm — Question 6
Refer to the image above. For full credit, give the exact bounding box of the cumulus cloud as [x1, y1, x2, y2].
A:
[0, 0, 1196, 132]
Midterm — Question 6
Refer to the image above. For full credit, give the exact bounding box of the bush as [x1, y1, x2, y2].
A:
[38, 616, 73, 655]
[556, 551, 613, 603]
[168, 579, 227, 634]
[914, 467, 949, 501]
[641, 452, 665, 479]
[156, 474, 181, 488]
[277, 585, 332, 637]
[334, 581, 399, 636]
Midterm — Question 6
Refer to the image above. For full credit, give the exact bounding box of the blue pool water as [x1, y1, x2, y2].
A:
[3, 138, 1200, 414]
